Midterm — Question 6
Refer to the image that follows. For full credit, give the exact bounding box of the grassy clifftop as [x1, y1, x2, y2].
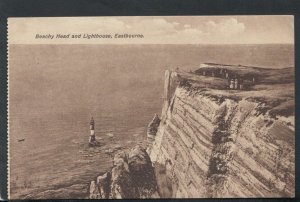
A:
[176, 64, 294, 118]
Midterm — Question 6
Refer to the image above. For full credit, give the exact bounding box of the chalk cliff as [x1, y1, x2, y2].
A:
[88, 64, 294, 198]
[149, 67, 295, 198]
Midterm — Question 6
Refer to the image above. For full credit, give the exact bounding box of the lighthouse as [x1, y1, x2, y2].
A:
[89, 117, 96, 144]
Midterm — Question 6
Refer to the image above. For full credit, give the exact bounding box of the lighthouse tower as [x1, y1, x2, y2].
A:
[89, 117, 96, 144]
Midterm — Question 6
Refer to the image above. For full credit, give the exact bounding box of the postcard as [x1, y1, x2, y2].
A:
[8, 16, 295, 199]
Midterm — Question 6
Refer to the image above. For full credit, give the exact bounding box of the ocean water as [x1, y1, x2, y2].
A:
[8, 44, 294, 199]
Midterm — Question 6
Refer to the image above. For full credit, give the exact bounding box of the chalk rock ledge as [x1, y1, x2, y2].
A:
[89, 145, 159, 199]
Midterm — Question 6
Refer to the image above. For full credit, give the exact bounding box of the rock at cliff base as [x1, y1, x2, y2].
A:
[147, 114, 161, 139]
[89, 146, 158, 199]
[128, 146, 158, 197]
[113, 150, 129, 170]
[110, 161, 136, 198]
[89, 180, 101, 199]
[89, 172, 112, 199]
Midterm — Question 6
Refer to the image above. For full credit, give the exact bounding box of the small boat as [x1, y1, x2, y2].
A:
[17, 138, 25, 142]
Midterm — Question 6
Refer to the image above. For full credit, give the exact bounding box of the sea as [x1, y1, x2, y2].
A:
[8, 44, 294, 199]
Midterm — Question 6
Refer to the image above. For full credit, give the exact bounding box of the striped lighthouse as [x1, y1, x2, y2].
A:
[89, 117, 96, 144]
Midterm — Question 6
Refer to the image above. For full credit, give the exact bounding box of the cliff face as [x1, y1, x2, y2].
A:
[149, 69, 295, 198]
[88, 66, 294, 199]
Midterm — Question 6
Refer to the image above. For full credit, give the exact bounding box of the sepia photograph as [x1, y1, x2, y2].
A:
[8, 16, 294, 199]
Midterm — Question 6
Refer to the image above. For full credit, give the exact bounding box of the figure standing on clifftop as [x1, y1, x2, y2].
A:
[229, 79, 235, 89]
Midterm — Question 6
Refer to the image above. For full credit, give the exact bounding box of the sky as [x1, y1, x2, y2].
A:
[8, 16, 294, 44]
